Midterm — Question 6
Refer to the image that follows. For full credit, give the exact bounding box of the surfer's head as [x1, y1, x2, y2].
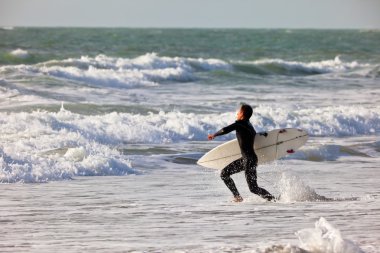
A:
[237, 103, 252, 120]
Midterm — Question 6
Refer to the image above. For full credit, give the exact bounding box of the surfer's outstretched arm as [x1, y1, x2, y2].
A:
[208, 123, 237, 140]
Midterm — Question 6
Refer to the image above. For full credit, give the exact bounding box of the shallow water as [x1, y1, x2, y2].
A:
[1, 153, 379, 252]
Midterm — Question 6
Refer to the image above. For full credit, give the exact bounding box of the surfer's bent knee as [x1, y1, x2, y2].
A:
[220, 169, 229, 180]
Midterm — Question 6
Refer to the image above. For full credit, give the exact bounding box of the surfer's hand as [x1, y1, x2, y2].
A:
[208, 134, 215, 140]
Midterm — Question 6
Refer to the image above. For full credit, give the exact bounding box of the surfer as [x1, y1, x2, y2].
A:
[208, 103, 275, 202]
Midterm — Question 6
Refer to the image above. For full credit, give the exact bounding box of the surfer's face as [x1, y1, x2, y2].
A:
[236, 108, 244, 120]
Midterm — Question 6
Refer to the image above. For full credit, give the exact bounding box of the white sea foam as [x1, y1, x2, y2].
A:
[10, 48, 29, 59]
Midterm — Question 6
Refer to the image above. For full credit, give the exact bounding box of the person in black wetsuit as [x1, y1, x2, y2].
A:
[208, 103, 275, 202]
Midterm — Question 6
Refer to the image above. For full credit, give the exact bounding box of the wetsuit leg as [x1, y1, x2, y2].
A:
[220, 158, 245, 197]
[244, 159, 275, 201]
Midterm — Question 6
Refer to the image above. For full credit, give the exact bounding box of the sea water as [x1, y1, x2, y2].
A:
[0, 28, 379, 252]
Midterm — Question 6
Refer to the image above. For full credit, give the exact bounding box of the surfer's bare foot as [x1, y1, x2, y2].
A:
[233, 196, 243, 202]
[264, 195, 276, 202]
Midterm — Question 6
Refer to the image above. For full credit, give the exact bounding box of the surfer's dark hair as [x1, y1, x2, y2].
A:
[240, 103, 253, 119]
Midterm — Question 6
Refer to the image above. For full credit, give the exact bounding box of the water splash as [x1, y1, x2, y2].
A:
[276, 172, 331, 202]
[296, 217, 365, 253]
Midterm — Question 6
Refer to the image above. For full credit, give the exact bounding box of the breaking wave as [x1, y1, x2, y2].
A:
[0, 53, 230, 88]
[1, 54, 377, 91]
[0, 104, 378, 183]
[0, 107, 138, 183]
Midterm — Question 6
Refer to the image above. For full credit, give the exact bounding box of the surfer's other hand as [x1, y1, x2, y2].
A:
[208, 134, 215, 140]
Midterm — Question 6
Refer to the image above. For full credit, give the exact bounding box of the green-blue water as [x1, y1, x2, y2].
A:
[1, 28, 380, 64]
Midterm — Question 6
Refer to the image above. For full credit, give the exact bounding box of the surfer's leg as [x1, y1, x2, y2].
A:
[220, 158, 245, 198]
[245, 160, 275, 201]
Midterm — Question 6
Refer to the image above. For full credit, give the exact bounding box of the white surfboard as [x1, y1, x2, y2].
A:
[197, 128, 308, 170]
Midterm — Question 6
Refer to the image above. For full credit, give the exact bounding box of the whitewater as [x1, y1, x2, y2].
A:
[0, 28, 379, 252]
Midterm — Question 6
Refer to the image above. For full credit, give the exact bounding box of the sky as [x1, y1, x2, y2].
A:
[0, 0, 379, 29]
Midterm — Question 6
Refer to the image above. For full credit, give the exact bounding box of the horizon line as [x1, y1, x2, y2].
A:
[2, 25, 380, 31]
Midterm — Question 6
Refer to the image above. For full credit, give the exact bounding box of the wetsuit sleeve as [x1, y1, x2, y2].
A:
[213, 122, 237, 137]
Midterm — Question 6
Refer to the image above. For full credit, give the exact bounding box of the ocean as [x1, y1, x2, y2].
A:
[0, 27, 379, 252]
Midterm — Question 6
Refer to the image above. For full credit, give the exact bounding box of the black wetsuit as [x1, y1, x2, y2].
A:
[214, 120, 274, 201]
